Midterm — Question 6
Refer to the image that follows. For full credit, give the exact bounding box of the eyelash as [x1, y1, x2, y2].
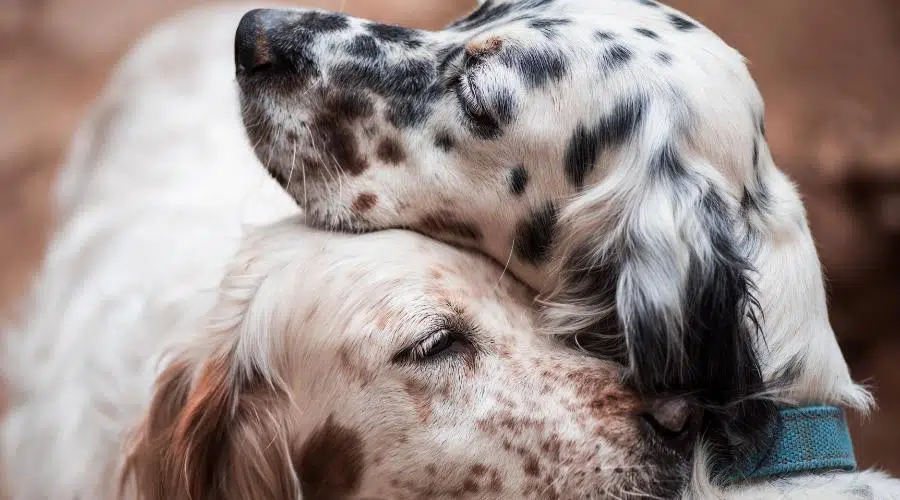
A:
[453, 55, 491, 121]
[409, 328, 458, 361]
[394, 317, 475, 365]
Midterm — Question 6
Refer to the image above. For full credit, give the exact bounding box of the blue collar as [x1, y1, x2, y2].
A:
[728, 405, 857, 482]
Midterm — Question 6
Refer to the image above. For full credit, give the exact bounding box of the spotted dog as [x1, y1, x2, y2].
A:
[0, 6, 700, 499]
[235, 0, 874, 475]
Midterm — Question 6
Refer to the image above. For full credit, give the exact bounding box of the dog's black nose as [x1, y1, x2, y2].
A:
[235, 9, 279, 74]
[641, 398, 702, 457]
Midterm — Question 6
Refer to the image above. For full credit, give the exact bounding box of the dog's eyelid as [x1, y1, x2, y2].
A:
[390, 313, 476, 364]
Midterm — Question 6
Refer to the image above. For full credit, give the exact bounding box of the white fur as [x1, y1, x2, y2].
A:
[2, 3, 898, 499]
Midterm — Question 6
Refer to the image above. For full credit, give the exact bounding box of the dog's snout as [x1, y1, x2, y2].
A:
[641, 398, 702, 457]
[235, 9, 280, 75]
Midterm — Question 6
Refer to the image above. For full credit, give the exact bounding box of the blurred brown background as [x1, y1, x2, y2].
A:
[1, 0, 898, 486]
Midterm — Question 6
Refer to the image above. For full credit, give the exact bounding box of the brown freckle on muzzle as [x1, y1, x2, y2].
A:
[310, 90, 376, 176]
[296, 415, 366, 499]
[352, 192, 378, 212]
[403, 379, 433, 423]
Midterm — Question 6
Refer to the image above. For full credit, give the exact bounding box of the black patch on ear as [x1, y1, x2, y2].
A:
[668, 13, 698, 31]
[366, 23, 423, 48]
[632, 190, 774, 476]
[595, 31, 617, 41]
[509, 165, 529, 196]
[448, 0, 515, 31]
[346, 35, 382, 58]
[297, 11, 349, 33]
[529, 17, 571, 38]
[499, 47, 568, 88]
[655, 51, 673, 64]
[564, 97, 646, 187]
[514, 202, 558, 264]
[650, 142, 688, 180]
[434, 131, 455, 152]
[600, 44, 633, 74]
[634, 27, 659, 39]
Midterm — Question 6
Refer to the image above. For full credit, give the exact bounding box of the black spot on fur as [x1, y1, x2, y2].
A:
[634, 27, 659, 39]
[331, 59, 436, 96]
[500, 47, 567, 88]
[564, 97, 646, 187]
[320, 90, 375, 122]
[529, 17, 571, 38]
[655, 51, 673, 64]
[600, 44, 633, 74]
[387, 87, 441, 128]
[514, 202, 558, 264]
[346, 35, 382, 58]
[437, 45, 465, 74]
[595, 31, 616, 41]
[563, 189, 775, 476]
[637, 0, 660, 7]
[668, 13, 698, 31]
[509, 166, 529, 196]
[491, 86, 517, 125]
[650, 143, 688, 181]
[434, 131, 455, 152]
[376, 137, 406, 164]
[758, 116, 766, 137]
[448, 0, 515, 30]
[366, 23, 423, 49]
[297, 11, 349, 33]
[309, 90, 375, 176]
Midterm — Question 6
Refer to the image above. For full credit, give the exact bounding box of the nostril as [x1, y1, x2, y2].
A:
[235, 9, 277, 75]
[647, 398, 690, 434]
[641, 398, 701, 455]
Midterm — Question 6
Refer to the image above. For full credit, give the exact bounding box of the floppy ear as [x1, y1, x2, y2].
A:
[120, 351, 299, 500]
[544, 137, 777, 466]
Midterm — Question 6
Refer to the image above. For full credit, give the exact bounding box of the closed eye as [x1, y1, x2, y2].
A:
[393, 315, 477, 365]
[410, 329, 466, 361]
[455, 72, 488, 121]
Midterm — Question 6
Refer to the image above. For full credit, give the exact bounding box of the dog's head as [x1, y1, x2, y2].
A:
[121, 219, 699, 499]
[235, 0, 782, 470]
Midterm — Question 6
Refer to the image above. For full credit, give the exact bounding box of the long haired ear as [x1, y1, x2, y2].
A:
[120, 351, 299, 500]
[544, 136, 777, 469]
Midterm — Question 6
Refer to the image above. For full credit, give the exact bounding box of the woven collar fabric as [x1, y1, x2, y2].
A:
[728, 405, 857, 482]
